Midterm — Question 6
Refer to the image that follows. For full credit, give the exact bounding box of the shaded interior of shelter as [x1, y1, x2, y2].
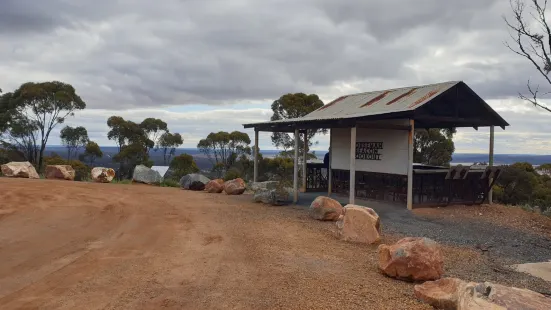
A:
[244, 81, 509, 208]
[304, 164, 502, 207]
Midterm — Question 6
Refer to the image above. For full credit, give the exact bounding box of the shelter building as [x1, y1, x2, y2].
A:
[243, 81, 509, 209]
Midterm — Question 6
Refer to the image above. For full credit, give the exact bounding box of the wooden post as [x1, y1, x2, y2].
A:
[488, 126, 495, 204]
[302, 130, 307, 192]
[349, 126, 357, 205]
[293, 128, 299, 204]
[328, 128, 333, 196]
[407, 119, 415, 210]
[253, 129, 259, 183]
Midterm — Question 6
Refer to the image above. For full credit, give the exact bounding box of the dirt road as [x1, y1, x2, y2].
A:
[0, 178, 429, 309]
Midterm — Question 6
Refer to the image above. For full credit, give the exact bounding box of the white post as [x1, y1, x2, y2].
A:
[407, 119, 415, 210]
[254, 129, 259, 183]
[302, 130, 307, 192]
[293, 128, 299, 203]
[488, 126, 495, 204]
[328, 128, 333, 196]
[349, 126, 357, 205]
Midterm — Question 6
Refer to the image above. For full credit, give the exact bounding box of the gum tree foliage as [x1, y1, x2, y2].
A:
[197, 131, 251, 170]
[270, 93, 326, 154]
[504, 0, 551, 113]
[60, 126, 89, 160]
[107, 116, 153, 179]
[413, 128, 456, 166]
[0, 82, 85, 169]
[140, 118, 168, 152]
[159, 132, 184, 165]
[82, 141, 103, 165]
[169, 153, 199, 181]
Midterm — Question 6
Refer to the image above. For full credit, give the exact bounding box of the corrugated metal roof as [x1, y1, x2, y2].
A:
[245, 81, 459, 126]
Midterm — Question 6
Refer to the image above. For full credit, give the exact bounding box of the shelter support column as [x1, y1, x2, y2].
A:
[488, 126, 495, 204]
[407, 120, 414, 210]
[302, 130, 307, 192]
[328, 129, 333, 196]
[253, 129, 259, 183]
[349, 126, 357, 205]
[293, 128, 299, 204]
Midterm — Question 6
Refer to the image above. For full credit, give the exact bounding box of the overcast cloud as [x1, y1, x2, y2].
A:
[1, 0, 550, 154]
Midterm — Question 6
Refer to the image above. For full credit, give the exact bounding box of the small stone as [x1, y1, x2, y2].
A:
[91, 167, 116, 183]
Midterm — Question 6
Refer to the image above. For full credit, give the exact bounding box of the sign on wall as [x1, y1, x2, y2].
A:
[355, 142, 383, 160]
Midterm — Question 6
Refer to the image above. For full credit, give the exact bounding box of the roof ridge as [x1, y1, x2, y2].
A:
[344, 80, 461, 97]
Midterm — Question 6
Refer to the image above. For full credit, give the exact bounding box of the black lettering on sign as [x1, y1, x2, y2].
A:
[355, 142, 383, 160]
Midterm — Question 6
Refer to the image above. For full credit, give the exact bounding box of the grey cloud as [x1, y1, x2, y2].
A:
[0, 0, 542, 111]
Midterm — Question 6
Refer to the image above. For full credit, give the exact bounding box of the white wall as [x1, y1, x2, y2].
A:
[331, 124, 409, 175]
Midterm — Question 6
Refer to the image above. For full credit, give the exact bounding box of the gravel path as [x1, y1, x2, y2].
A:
[299, 193, 551, 264]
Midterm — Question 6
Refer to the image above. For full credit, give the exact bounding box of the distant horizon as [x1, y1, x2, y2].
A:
[43, 145, 550, 157]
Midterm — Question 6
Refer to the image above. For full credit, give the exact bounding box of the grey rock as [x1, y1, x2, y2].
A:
[253, 188, 294, 206]
[180, 173, 210, 190]
[250, 181, 279, 192]
[132, 165, 162, 185]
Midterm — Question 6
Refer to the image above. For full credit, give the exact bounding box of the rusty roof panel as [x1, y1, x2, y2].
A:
[243, 81, 463, 126]
[359, 90, 392, 107]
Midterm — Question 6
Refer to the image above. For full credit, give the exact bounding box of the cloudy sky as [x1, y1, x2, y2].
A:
[1, 0, 550, 154]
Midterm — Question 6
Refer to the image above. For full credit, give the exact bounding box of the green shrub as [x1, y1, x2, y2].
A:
[169, 154, 199, 181]
[160, 179, 180, 188]
[112, 179, 133, 185]
[223, 167, 242, 181]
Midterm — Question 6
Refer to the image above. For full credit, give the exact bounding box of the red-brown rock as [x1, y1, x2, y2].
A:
[415, 278, 551, 310]
[205, 179, 225, 193]
[224, 178, 246, 195]
[45, 165, 75, 181]
[378, 237, 443, 281]
[309, 196, 343, 221]
[414, 278, 466, 310]
[336, 205, 380, 243]
[1, 161, 39, 179]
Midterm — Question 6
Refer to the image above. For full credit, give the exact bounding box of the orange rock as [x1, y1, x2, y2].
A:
[224, 178, 246, 195]
[414, 278, 466, 309]
[336, 205, 380, 243]
[416, 278, 551, 310]
[378, 237, 443, 281]
[309, 196, 343, 221]
[45, 165, 75, 181]
[205, 179, 225, 193]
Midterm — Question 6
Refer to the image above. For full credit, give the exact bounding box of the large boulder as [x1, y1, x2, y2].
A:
[253, 187, 294, 206]
[91, 167, 116, 183]
[180, 173, 210, 190]
[132, 165, 162, 185]
[205, 179, 225, 193]
[414, 278, 551, 310]
[378, 237, 443, 281]
[250, 181, 278, 192]
[45, 165, 75, 181]
[224, 178, 246, 195]
[0, 161, 39, 179]
[309, 196, 343, 221]
[336, 205, 381, 244]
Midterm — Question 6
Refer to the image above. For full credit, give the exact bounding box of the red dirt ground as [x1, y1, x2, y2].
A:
[0, 178, 431, 310]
